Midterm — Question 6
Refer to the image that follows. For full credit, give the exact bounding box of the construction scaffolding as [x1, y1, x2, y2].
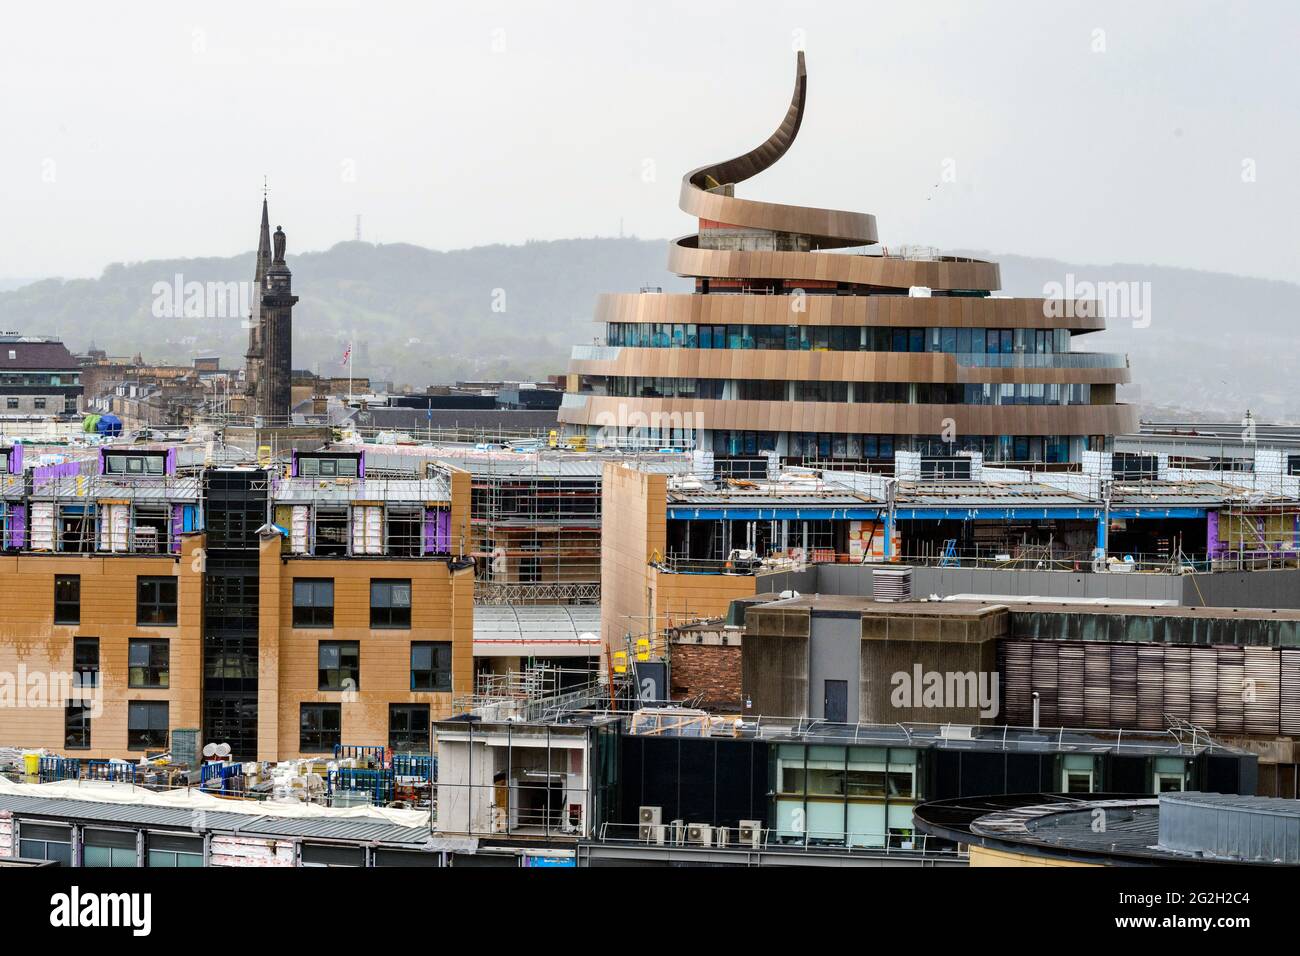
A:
[1215, 500, 1300, 570]
[461, 456, 603, 606]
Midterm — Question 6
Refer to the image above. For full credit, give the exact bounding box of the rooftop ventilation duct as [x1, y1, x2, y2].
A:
[873, 566, 912, 602]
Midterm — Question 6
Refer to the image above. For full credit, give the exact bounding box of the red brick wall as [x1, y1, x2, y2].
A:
[671, 642, 742, 713]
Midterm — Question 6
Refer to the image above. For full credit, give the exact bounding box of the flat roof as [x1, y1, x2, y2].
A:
[753, 594, 1004, 618]
[621, 709, 1244, 755]
[0, 790, 441, 847]
[915, 792, 1289, 866]
[751, 593, 1300, 623]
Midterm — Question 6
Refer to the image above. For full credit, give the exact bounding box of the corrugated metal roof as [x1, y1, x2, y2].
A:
[274, 476, 451, 504]
[28, 475, 202, 502]
[0, 792, 433, 845]
[895, 480, 1093, 507]
[0, 793, 251, 831]
[228, 815, 431, 844]
[474, 604, 602, 642]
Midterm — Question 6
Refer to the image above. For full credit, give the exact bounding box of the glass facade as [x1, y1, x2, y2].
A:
[706, 431, 1078, 463]
[771, 744, 921, 849]
[607, 323, 1075, 354]
[585, 377, 1089, 407]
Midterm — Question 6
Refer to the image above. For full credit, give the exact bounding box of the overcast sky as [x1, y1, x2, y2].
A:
[0, 0, 1294, 282]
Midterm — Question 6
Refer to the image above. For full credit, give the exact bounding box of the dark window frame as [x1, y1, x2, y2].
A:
[65, 699, 92, 750]
[292, 578, 335, 628]
[299, 702, 342, 753]
[128, 638, 171, 689]
[410, 641, 452, 692]
[73, 636, 99, 690]
[318, 640, 360, 691]
[136, 576, 178, 626]
[389, 703, 431, 752]
[127, 700, 169, 750]
[370, 579, 412, 629]
[54, 574, 80, 624]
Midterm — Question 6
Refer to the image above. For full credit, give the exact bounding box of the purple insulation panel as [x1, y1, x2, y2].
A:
[8, 444, 22, 475]
[290, 450, 299, 477]
[34, 461, 80, 485]
[171, 504, 184, 553]
[435, 508, 451, 554]
[1207, 511, 1223, 560]
[423, 510, 438, 555]
[357, 451, 365, 480]
[8, 505, 26, 549]
[165, 447, 176, 475]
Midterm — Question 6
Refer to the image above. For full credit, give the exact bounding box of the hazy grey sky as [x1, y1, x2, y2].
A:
[1, 0, 1295, 281]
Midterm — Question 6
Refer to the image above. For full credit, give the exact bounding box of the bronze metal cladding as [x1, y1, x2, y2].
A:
[560, 52, 1136, 445]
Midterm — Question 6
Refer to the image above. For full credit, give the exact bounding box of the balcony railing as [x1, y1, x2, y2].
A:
[952, 351, 1128, 369]
[572, 343, 1127, 368]
[594, 822, 962, 858]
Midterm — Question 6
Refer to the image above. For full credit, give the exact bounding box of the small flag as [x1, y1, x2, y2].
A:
[341, 343, 352, 367]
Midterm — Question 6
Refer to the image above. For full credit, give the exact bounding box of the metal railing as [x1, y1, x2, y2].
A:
[952, 352, 1129, 369]
[474, 580, 601, 605]
[39, 756, 81, 783]
[594, 822, 962, 858]
[655, 547, 1217, 576]
[328, 767, 395, 806]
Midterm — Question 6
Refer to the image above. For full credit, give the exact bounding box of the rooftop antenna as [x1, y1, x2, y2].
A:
[355, 214, 362, 242]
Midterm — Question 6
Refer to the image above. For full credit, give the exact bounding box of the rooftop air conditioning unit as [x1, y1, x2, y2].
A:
[738, 820, 763, 848]
[873, 566, 913, 602]
[638, 806, 663, 842]
[687, 823, 713, 847]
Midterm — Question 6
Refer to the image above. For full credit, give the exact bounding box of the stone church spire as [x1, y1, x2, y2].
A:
[255, 193, 272, 283]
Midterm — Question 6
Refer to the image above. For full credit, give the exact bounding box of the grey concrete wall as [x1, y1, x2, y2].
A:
[762, 564, 1186, 602]
[759, 563, 1300, 609]
[1183, 569, 1300, 609]
[755, 567, 819, 596]
[808, 614, 862, 722]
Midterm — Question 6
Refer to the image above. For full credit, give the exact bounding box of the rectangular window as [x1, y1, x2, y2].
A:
[104, 453, 165, 476]
[18, 823, 73, 865]
[300, 703, 341, 753]
[411, 642, 452, 692]
[137, 576, 178, 626]
[148, 833, 204, 867]
[128, 639, 170, 688]
[65, 700, 92, 749]
[299, 456, 360, 478]
[300, 842, 364, 867]
[1062, 754, 1095, 793]
[318, 641, 360, 691]
[293, 579, 334, 627]
[370, 579, 412, 629]
[83, 828, 138, 868]
[127, 700, 169, 750]
[389, 703, 431, 752]
[73, 637, 99, 690]
[54, 574, 80, 624]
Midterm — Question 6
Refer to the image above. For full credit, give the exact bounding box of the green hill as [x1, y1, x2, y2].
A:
[2, 239, 1297, 420]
